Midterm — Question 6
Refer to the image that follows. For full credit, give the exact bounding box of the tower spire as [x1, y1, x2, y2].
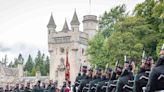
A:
[47, 13, 56, 28]
[70, 9, 80, 25]
[62, 19, 69, 32]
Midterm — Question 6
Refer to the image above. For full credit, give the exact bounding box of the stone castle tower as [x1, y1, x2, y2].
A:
[47, 10, 98, 87]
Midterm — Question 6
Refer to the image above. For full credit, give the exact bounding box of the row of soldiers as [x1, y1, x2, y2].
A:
[0, 80, 59, 92]
[73, 50, 164, 92]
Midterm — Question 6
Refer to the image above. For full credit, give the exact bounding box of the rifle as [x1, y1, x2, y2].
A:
[114, 60, 119, 71]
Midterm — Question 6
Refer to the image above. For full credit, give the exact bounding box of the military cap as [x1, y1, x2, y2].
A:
[96, 67, 102, 71]
[145, 56, 153, 66]
[88, 68, 93, 72]
[116, 65, 123, 75]
[124, 60, 129, 64]
[106, 68, 112, 72]
[38, 80, 41, 84]
[82, 65, 87, 72]
[83, 65, 87, 69]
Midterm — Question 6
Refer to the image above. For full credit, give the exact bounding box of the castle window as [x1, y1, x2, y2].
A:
[82, 48, 84, 55]
[60, 48, 65, 53]
[60, 58, 64, 64]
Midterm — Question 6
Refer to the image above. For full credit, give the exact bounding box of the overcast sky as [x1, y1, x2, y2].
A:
[0, 0, 144, 63]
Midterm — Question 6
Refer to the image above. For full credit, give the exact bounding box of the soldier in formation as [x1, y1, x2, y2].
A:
[1, 80, 59, 92]
[72, 44, 164, 92]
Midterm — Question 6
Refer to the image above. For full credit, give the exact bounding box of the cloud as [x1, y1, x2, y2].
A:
[0, 44, 11, 52]
[0, 42, 49, 62]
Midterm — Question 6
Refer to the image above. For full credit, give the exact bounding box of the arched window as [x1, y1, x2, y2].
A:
[82, 48, 84, 55]
[60, 48, 65, 54]
[60, 58, 64, 64]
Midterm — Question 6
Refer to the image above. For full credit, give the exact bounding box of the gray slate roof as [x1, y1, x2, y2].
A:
[70, 10, 80, 25]
[62, 20, 69, 32]
[47, 13, 56, 27]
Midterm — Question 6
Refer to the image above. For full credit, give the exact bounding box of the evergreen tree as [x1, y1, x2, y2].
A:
[31, 66, 36, 76]
[8, 61, 13, 68]
[45, 56, 50, 75]
[12, 58, 19, 68]
[24, 54, 34, 75]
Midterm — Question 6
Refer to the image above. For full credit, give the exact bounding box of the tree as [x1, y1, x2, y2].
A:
[86, 0, 164, 68]
[86, 31, 108, 68]
[12, 58, 19, 68]
[134, 0, 164, 59]
[31, 66, 36, 76]
[99, 4, 127, 37]
[45, 56, 50, 75]
[24, 54, 34, 75]
[8, 61, 13, 68]
[34, 50, 48, 76]
[105, 32, 143, 65]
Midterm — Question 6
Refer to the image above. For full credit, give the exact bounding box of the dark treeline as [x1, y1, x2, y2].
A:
[0, 50, 49, 76]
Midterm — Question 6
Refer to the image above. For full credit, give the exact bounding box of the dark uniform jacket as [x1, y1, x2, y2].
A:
[73, 74, 86, 92]
[95, 77, 109, 92]
[24, 87, 32, 92]
[14, 87, 20, 92]
[32, 86, 44, 92]
[78, 76, 92, 92]
[88, 77, 102, 92]
[115, 69, 134, 92]
[133, 68, 149, 92]
[145, 64, 164, 92]
[106, 72, 120, 92]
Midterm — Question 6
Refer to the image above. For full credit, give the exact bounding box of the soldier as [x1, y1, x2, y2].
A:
[60, 81, 66, 92]
[14, 84, 20, 92]
[20, 84, 25, 92]
[24, 83, 32, 92]
[106, 65, 123, 92]
[115, 59, 134, 92]
[48, 83, 56, 92]
[77, 68, 93, 92]
[9, 86, 14, 92]
[133, 56, 153, 92]
[5, 84, 10, 92]
[88, 67, 102, 92]
[42, 82, 46, 89]
[0, 87, 3, 92]
[145, 55, 164, 92]
[95, 68, 112, 92]
[73, 65, 87, 92]
[46, 80, 53, 91]
[32, 80, 44, 92]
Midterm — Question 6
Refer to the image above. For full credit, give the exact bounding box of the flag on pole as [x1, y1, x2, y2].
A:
[65, 49, 70, 81]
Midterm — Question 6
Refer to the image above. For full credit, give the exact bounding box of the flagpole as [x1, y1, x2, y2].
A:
[89, 0, 91, 14]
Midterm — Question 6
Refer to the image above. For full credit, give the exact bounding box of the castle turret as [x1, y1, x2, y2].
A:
[70, 10, 80, 31]
[83, 15, 98, 39]
[62, 19, 70, 32]
[17, 63, 23, 77]
[47, 13, 56, 34]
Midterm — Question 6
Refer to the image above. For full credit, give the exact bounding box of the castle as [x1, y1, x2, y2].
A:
[47, 10, 98, 87]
